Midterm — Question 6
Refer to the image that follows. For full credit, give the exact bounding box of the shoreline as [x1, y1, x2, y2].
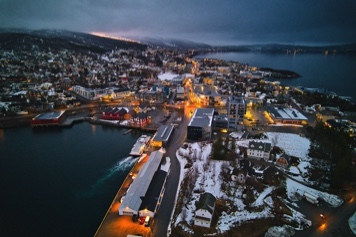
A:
[0, 115, 33, 129]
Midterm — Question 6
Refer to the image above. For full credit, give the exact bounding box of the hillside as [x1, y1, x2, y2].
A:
[0, 29, 147, 54]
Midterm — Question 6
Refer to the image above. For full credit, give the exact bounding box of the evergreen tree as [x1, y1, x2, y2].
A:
[212, 132, 224, 160]
[230, 138, 237, 153]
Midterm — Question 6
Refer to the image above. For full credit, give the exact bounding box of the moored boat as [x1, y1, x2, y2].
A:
[129, 135, 151, 156]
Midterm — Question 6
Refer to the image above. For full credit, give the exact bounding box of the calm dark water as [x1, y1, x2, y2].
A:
[0, 123, 141, 237]
[196, 52, 356, 100]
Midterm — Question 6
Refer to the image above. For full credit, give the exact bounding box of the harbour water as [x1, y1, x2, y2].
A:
[0, 123, 142, 237]
[196, 52, 356, 101]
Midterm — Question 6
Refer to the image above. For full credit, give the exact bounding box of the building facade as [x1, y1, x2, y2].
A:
[266, 107, 308, 125]
[194, 192, 216, 228]
[227, 95, 246, 129]
[72, 85, 132, 100]
[187, 108, 214, 141]
[31, 111, 66, 127]
[247, 140, 272, 161]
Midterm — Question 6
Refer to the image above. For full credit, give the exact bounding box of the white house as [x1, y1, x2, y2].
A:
[194, 192, 216, 228]
[247, 141, 272, 161]
[231, 168, 246, 184]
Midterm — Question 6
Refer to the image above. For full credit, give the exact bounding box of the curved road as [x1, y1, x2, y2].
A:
[294, 189, 356, 237]
[249, 157, 356, 237]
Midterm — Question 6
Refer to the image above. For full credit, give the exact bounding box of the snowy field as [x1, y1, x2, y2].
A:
[170, 132, 344, 236]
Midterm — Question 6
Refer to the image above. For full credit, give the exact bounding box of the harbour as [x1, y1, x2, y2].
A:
[94, 153, 152, 237]
[0, 123, 143, 237]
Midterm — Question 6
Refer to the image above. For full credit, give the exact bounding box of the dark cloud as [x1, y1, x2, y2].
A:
[1, 0, 355, 45]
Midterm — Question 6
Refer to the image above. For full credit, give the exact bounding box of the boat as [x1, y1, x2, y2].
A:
[129, 135, 151, 156]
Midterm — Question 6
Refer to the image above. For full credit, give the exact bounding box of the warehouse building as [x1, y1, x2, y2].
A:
[118, 149, 170, 218]
[267, 107, 308, 125]
[30, 111, 66, 127]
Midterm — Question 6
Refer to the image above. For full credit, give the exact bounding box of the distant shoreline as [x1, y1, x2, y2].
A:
[193, 52, 301, 79]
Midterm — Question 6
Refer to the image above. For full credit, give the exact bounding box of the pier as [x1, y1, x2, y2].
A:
[94, 154, 152, 237]
[59, 117, 87, 127]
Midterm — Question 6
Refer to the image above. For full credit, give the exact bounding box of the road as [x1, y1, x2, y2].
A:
[294, 189, 356, 237]
[150, 115, 189, 237]
[249, 156, 356, 237]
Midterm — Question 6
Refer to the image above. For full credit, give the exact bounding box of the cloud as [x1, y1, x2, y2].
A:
[1, 0, 356, 45]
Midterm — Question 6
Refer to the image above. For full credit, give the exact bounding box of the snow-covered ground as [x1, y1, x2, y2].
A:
[349, 212, 356, 235]
[170, 132, 344, 236]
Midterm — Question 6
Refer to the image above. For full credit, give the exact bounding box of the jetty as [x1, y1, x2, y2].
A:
[94, 154, 152, 237]
[59, 117, 87, 127]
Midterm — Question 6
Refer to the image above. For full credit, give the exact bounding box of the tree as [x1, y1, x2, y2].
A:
[230, 139, 237, 153]
[211, 132, 224, 160]
[332, 156, 352, 189]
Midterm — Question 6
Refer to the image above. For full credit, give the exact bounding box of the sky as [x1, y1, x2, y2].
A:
[1, 0, 356, 46]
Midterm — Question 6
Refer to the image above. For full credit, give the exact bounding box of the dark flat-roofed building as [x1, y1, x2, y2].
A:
[139, 169, 168, 217]
[151, 125, 175, 148]
[213, 114, 228, 128]
[187, 108, 214, 141]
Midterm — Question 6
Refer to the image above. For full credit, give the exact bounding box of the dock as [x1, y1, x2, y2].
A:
[59, 117, 86, 127]
[94, 154, 152, 237]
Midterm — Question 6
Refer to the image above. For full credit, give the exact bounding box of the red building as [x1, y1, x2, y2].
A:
[100, 107, 128, 120]
[31, 111, 66, 127]
[129, 112, 151, 127]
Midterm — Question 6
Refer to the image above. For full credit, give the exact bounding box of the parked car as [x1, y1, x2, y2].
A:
[139, 216, 145, 225]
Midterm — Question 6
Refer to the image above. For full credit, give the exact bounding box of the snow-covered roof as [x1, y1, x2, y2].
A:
[188, 108, 214, 127]
[12, 91, 27, 96]
[268, 107, 307, 121]
[119, 150, 164, 212]
[157, 72, 180, 81]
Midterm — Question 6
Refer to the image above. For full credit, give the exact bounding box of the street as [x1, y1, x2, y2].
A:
[294, 188, 356, 237]
[151, 115, 189, 237]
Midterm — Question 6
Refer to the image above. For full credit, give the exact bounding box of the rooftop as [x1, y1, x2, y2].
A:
[119, 149, 164, 212]
[268, 107, 307, 121]
[152, 125, 174, 142]
[188, 108, 214, 127]
[33, 111, 65, 120]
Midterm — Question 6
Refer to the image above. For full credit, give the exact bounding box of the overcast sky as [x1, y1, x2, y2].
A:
[1, 0, 356, 45]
